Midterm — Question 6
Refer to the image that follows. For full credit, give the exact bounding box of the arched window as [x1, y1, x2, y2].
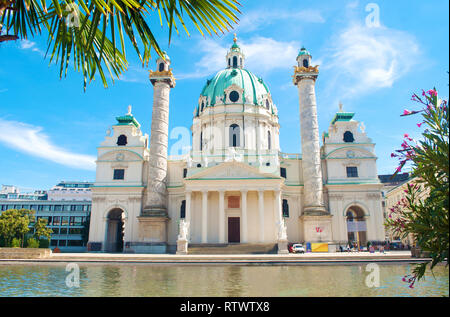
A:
[228, 58, 231, 67]
[303, 59, 309, 68]
[343, 131, 355, 143]
[268, 131, 271, 150]
[159, 62, 165, 72]
[201, 102, 205, 111]
[229, 124, 240, 147]
[117, 135, 127, 146]
[233, 56, 238, 68]
[266, 99, 270, 110]
[240, 58, 242, 67]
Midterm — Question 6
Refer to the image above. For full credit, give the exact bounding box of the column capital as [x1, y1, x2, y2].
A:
[240, 189, 249, 194]
[217, 189, 226, 194]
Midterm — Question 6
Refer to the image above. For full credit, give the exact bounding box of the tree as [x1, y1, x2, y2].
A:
[34, 218, 53, 240]
[0, 209, 33, 247]
[0, 1, 241, 90]
[387, 88, 449, 288]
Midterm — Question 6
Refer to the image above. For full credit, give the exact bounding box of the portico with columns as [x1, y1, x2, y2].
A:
[172, 161, 285, 245]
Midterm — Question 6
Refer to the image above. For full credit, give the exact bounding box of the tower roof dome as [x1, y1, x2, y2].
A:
[298, 47, 311, 57]
[199, 68, 270, 107]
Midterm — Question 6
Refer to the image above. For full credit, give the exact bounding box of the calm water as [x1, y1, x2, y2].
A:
[0, 263, 448, 297]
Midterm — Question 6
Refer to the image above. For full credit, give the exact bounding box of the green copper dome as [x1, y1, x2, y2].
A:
[199, 68, 270, 108]
[298, 47, 311, 57]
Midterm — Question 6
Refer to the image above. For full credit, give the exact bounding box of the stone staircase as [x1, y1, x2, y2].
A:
[187, 243, 278, 254]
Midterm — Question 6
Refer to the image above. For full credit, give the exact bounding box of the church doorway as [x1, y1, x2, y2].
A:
[228, 217, 240, 243]
[105, 208, 125, 252]
[346, 206, 367, 248]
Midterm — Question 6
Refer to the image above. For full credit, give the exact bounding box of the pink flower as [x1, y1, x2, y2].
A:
[427, 89, 437, 97]
[409, 284, 414, 289]
[403, 109, 412, 115]
[391, 153, 397, 158]
[417, 122, 423, 128]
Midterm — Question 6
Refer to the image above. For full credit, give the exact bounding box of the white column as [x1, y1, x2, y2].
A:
[185, 190, 192, 223]
[241, 189, 248, 243]
[201, 190, 208, 243]
[294, 72, 326, 214]
[258, 190, 265, 242]
[274, 189, 282, 224]
[144, 80, 172, 214]
[218, 190, 225, 243]
[185, 190, 192, 241]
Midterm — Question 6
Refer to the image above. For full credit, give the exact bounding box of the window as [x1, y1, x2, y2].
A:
[228, 58, 231, 67]
[282, 199, 289, 218]
[183, 168, 187, 178]
[54, 205, 62, 211]
[59, 240, 67, 247]
[159, 62, 165, 72]
[343, 131, 354, 143]
[67, 240, 83, 246]
[233, 56, 238, 68]
[280, 167, 287, 178]
[61, 217, 69, 226]
[60, 228, 68, 234]
[266, 100, 270, 110]
[180, 200, 186, 219]
[346, 166, 358, 178]
[268, 131, 271, 150]
[113, 169, 125, 180]
[229, 91, 239, 103]
[117, 134, 127, 146]
[200, 132, 203, 151]
[303, 59, 309, 68]
[69, 228, 82, 234]
[229, 124, 240, 147]
[53, 216, 60, 226]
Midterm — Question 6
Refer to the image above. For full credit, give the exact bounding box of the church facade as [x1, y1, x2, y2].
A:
[88, 38, 386, 254]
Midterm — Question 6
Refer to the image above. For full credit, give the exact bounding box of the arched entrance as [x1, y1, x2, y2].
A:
[346, 206, 367, 248]
[105, 208, 125, 252]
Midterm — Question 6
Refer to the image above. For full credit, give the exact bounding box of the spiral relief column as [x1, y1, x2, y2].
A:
[294, 48, 333, 246]
[138, 53, 175, 253]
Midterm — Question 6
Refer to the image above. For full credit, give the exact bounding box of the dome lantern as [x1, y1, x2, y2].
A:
[226, 34, 245, 69]
[296, 47, 312, 68]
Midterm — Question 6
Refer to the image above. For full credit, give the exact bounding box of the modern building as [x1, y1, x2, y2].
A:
[88, 39, 386, 254]
[0, 182, 92, 252]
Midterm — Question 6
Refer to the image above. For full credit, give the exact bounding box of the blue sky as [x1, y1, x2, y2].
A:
[0, 0, 448, 192]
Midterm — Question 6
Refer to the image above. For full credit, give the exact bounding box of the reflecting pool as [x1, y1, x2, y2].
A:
[0, 263, 448, 297]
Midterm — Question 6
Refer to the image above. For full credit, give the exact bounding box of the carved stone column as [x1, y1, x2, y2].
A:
[294, 54, 333, 249]
[293, 66, 326, 215]
[138, 53, 175, 253]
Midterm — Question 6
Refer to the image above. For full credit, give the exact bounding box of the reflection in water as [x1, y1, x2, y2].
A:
[0, 263, 448, 297]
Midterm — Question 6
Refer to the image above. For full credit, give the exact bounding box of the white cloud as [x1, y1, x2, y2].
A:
[19, 40, 45, 56]
[119, 64, 149, 84]
[178, 36, 300, 79]
[321, 23, 420, 99]
[0, 118, 96, 171]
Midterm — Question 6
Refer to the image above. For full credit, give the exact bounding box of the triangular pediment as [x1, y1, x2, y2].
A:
[185, 161, 280, 180]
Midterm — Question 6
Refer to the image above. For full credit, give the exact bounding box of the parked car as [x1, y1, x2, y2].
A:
[292, 244, 305, 254]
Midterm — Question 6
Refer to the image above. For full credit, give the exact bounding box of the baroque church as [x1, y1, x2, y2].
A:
[88, 37, 386, 254]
